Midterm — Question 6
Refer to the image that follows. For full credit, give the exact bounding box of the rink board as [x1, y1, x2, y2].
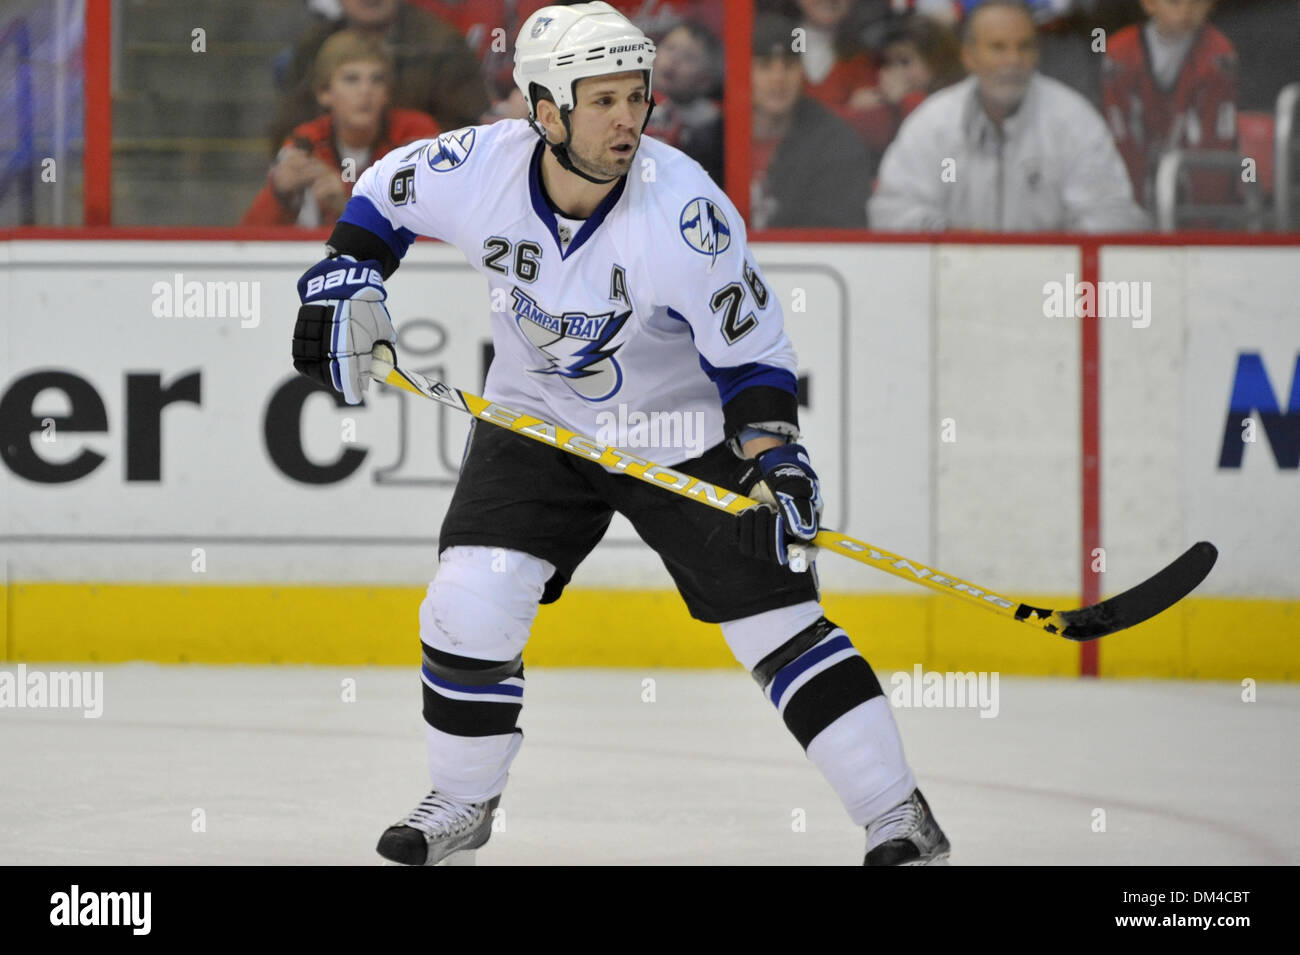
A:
[1, 239, 1296, 677]
[2, 582, 1294, 679]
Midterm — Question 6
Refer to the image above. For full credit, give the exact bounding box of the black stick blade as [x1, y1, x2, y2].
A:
[1056, 541, 1218, 641]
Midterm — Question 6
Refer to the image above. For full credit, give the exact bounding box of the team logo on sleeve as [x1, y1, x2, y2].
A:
[511, 289, 629, 401]
[679, 198, 731, 266]
[427, 127, 477, 172]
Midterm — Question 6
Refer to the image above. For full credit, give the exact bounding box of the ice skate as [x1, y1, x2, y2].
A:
[376, 790, 501, 866]
[863, 789, 950, 866]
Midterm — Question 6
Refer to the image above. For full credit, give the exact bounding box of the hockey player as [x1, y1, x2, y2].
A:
[290, 1, 949, 866]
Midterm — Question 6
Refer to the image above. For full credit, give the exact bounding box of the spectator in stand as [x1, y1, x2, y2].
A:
[644, 21, 725, 184]
[751, 13, 870, 228]
[781, 0, 962, 153]
[870, 0, 1148, 231]
[788, 0, 880, 121]
[956, 1, 1151, 107]
[271, 0, 488, 150]
[997, 1, 1147, 108]
[244, 31, 440, 226]
[848, 14, 964, 167]
[1102, 0, 1238, 212]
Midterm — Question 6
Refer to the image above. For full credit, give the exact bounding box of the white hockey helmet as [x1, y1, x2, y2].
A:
[513, 2, 656, 119]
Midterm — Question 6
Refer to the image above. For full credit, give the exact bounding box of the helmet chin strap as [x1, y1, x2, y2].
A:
[529, 96, 657, 187]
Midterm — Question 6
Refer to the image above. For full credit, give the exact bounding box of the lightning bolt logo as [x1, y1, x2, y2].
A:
[511, 289, 630, 401]
[679, 197, 731, 266]
[552, 310, 630, 381]
[427, 127, 477, 173]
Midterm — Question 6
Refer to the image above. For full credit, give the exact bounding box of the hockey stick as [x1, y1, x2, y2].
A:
[369, 345, 1217, 641]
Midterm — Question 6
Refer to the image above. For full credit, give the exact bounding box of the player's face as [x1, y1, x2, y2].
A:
[962, 7, 1038, 113]
[1140, 0, 1214, 39]
[565, 72, 650, 180]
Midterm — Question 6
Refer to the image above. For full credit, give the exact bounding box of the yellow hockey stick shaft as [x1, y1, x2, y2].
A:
[367, 345, 1059, 631]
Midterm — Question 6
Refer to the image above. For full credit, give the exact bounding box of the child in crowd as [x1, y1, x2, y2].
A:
[1101, 0, 1238, 211]
[245, 30, 439, 226]
[847, 14, 964, 159]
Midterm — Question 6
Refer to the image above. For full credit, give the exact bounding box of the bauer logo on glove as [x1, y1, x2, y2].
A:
[291, 255, 397, 406]
[301, 263, 386, 300]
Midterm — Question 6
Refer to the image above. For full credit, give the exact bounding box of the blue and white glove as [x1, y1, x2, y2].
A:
[735, 444, 823, 572]
[291, 255, 396, 404]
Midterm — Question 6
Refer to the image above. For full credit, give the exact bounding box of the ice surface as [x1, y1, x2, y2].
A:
[1, 664, 1296, 865]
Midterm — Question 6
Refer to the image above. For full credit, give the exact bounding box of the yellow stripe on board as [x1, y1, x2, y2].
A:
[2, 583, 1296, 680]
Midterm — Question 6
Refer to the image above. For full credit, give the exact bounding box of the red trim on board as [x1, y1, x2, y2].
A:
[0, 227, 335, 242]
[749, 228, 1300, 246]
[6, 227, 1300, 246]
[723, 4, 752, 223]
[1079, 241, 1101, 678]
[83, 0, 112, 225]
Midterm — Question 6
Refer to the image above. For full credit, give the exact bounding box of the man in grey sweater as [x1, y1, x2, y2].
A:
[869, 0, 1149, 232]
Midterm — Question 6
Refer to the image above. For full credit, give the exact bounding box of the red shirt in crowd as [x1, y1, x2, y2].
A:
[803, 53, 879, 116]
[242, 108, 441, 226]
[801, 51, 928, 156]
[1102, 23, 1238, 207]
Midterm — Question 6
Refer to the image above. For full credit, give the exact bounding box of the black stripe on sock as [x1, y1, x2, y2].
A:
[422, 682, 522, 738]
[781, 656, 884, 750]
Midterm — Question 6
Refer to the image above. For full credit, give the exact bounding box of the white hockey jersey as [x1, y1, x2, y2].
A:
[342, 119, 798, 466]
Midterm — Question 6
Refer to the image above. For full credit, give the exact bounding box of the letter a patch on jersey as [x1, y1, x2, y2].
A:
[511, 288, 629, 401]
[610, 264, 632, 308]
